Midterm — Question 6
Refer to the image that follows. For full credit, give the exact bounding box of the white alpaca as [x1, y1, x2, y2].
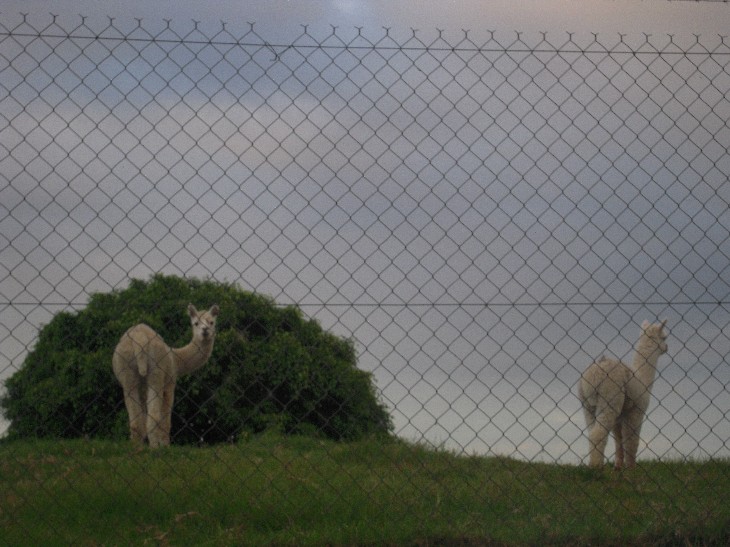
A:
[112, 304, 219, 448]
[578, 319, 668, 469]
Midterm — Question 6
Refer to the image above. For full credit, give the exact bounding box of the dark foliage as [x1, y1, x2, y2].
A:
[1, 275, 392, 444]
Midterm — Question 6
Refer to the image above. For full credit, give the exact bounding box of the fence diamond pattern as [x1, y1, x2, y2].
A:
[1, 14, 729, 468]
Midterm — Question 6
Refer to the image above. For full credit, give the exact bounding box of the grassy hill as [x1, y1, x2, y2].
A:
[1, 434, 728, 545]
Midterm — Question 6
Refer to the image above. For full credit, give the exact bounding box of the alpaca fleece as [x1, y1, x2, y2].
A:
[578, 320, 668, 469]
[112, 304, 219, 448]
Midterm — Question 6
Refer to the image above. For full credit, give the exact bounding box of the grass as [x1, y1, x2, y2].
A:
[1, 434, 728, 546]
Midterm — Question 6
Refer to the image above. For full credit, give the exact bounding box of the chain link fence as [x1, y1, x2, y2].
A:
[0, 10, 729, 525]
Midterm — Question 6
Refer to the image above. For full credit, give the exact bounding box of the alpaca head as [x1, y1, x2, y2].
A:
[188, 304, 220, 343]
[640, 319, 669, 356]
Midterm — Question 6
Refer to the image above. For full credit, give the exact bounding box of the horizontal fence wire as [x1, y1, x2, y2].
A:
[0, 11, 729, 543]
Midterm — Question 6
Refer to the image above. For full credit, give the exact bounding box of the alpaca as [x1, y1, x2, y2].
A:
[112, 304, 219, 448]
[578, 319, 668, 469]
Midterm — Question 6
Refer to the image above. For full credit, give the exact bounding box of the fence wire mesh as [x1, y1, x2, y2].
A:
[0, 12, 729, 542]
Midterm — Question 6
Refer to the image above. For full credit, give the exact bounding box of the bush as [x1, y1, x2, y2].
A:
[1, 274, 392, 444]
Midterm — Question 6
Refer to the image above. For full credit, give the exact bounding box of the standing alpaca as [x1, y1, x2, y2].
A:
[578, 319, 668, 469]
[112, 304, 219, 448]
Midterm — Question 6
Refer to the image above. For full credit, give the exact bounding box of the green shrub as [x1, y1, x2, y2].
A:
[1, 274, 392, 444]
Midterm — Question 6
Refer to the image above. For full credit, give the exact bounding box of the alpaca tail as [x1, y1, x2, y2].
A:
[135, 344, 149, 377]
[128, 328, 150, 378]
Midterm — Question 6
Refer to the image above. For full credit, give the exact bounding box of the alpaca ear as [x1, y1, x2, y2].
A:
[661, 318, 668, 330]
[209, 305, 220, 317]
[641, 319, 650, 330]
[188, 304, 198, 318]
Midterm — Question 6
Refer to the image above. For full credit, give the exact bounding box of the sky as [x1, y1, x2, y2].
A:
[3, 0, 730, 35]
[1, 1, 730, 462]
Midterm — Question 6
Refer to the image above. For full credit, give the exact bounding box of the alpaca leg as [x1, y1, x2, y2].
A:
[146, 378, 167, 448]
[159, 380, 176, 447]
[588, 420, 611, 467]
[622, 412, 644, 468]
[125, 393, 146, 444]
[582, 405, 603, 466]
[588, 406, 621, 468]
[613, 421, 624, 470]
[582, 401, 596, 432]
[121, 376, 146, 444]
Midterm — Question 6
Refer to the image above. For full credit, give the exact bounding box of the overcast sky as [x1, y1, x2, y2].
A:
[4, 0, 730, 34]
[1, 1, 729, 462]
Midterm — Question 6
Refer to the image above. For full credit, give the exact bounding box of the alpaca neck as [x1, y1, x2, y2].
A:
[172, 338, 213, 376]
[631, 336, 661, 388]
